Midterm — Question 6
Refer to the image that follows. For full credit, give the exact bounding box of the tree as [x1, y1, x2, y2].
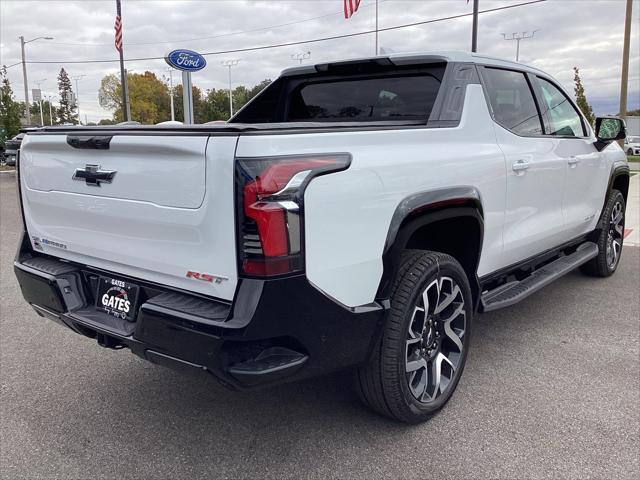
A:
[573, 67, 594, 126]
[57, 68, 77, 124]
[0, 66, 23, 146]
[29, 99, 57, 126]
[199, 79, 272, 122]
[99, 71, 170, 124]
[202, 88, 231, 121]
[173, 84, 206, 123]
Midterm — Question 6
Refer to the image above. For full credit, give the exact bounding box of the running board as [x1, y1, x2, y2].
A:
[481, 242, 599, 312]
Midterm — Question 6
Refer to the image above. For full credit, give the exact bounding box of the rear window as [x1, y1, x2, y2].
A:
[231, 65, 446, 124]
[287, 75, 441, 122]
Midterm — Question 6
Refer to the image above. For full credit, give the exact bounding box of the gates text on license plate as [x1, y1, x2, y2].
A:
[96, 276, 139, 321]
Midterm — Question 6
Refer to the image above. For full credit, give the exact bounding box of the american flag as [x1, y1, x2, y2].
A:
[343, 0, 361, 19]
[114, 15, 123, 52]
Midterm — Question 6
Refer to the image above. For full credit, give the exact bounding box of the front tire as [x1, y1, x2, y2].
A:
[627, 148, 633, 156]
[581, 189, 626, 277]
[356, 250, 473, 423]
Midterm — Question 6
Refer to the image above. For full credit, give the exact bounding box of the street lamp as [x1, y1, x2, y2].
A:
[166, 68, 175, 121]
[34, 78, 47, 126]
[291, 51, 311, 65]
[221, 59, 240, 118]
[72, 75, 86, 125]
[19, 35, 54, 125]
[46, 95, 54, 126]
[501, 31, 538, 62]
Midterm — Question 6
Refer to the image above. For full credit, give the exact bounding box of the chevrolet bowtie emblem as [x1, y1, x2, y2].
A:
[72, 164, 117, 187]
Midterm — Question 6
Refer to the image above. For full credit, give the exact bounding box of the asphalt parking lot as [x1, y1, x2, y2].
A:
[1, 175, 638, 479]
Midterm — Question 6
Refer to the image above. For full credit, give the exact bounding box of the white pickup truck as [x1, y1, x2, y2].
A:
[14, 52, 629, 423]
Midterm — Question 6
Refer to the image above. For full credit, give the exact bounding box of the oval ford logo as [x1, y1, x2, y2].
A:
[164, 49, 207, 72]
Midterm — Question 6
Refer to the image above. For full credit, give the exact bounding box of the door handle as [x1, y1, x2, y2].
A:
[512, 160, 530, 173]
[568, 156, 580, 166]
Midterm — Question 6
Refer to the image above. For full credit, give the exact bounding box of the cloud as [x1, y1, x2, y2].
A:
[1, 0, 638, 122]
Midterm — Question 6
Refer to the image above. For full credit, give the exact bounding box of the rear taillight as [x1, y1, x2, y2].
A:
[235, 154, 350, 277]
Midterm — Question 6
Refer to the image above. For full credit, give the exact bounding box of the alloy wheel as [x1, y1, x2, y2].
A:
[606, 200, 624, 269]
[405, 276, 466, 404]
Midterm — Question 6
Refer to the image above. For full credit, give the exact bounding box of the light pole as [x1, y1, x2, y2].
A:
[501, 31, 538, 61]
[19, 35, 54, 125]
[34, 78, 47, 126]
[221, 59, 240, 118]
[291, 51, 311, 65]
[167, 68, 175, 121]
[46, 95, 54, 125]
[72, 75, 86, 125]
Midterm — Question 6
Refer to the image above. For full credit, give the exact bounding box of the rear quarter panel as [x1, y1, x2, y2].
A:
[235, 85, 507, 307]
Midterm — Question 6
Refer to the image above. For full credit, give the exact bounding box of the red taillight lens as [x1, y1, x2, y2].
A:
[236, 154, 350, 277]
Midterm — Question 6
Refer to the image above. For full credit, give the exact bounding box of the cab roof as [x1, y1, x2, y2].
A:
[280, 50, 548, 77]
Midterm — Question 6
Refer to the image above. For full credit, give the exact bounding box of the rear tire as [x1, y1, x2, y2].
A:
[356, 250, 473, 423]
[627, 148, 633, 156]
[581, 189, 625, 277]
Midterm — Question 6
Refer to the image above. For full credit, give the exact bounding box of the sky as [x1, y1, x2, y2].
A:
[1, 0, 638, 124]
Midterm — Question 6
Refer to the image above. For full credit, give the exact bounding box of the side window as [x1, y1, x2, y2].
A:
[482, 68, 543, 136]
[536, 77, 586, 137]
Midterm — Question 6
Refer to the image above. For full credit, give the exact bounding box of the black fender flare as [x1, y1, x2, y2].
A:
[376, 186, 485, 306]
[595, 162, 630, 230]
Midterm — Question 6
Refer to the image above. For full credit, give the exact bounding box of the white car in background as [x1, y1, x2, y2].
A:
[624, 136, 640, 155]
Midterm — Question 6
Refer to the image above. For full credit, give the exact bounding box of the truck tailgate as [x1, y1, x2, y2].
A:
[19, 133, 239, 301]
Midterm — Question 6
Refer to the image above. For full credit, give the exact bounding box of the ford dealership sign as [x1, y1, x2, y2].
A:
[165, 49, 207, 72]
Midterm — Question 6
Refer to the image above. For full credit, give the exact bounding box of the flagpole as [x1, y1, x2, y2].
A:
[116, 0, 129, 121]
[471, 0, 479, 52]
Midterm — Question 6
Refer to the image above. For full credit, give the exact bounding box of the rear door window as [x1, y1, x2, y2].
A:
[286, 74, 442, 122]
[482, 67, 543, 136]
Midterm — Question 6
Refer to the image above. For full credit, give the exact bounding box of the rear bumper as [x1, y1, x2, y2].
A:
[14, 237, 385, 389]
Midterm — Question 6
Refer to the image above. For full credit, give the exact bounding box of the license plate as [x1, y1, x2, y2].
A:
[95, 276, 139, 321]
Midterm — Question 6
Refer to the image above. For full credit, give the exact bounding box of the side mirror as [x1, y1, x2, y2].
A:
[594, 117, 626, 151]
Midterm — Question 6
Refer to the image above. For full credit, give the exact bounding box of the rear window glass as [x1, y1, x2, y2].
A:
[286, 75, 441, 122]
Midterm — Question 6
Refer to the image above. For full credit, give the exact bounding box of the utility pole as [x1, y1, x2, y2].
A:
[375, 0, 379, 55]
[471, 0, 479, 52]
[221, 59, 240, 118]
[72, 74, 86, 125]
[502, 31, 538, 61]
[619, 0, 633, 121]
[19, 35, 53, 125]
[291, 51, 311, 64]
[167, 68, 175, 121]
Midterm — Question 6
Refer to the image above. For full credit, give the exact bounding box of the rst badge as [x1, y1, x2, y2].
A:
[186, 271, 228, 284]
[95, 277, 139, 321]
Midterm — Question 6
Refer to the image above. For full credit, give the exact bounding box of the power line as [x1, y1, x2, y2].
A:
[11, 0, 547, 66]
[45, 1, 391, 47]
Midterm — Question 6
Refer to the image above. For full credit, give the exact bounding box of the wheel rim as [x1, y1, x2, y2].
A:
[405, 276, 466, 404]
[606, 201, 624, 269]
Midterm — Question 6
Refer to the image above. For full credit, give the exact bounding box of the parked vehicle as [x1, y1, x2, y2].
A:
[624, 135, 640, 155]
[3, 133, 24, 166]
[14, 52, 629, 423]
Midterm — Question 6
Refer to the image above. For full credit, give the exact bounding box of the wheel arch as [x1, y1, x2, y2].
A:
[611, 170, 630, 202]
[594, 163, 630, 232]
[376, 187, 484, 308]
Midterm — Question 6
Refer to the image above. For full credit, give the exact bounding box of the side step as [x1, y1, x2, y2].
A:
[228, 347, 308, 386]
[481, 242, 599, 312]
